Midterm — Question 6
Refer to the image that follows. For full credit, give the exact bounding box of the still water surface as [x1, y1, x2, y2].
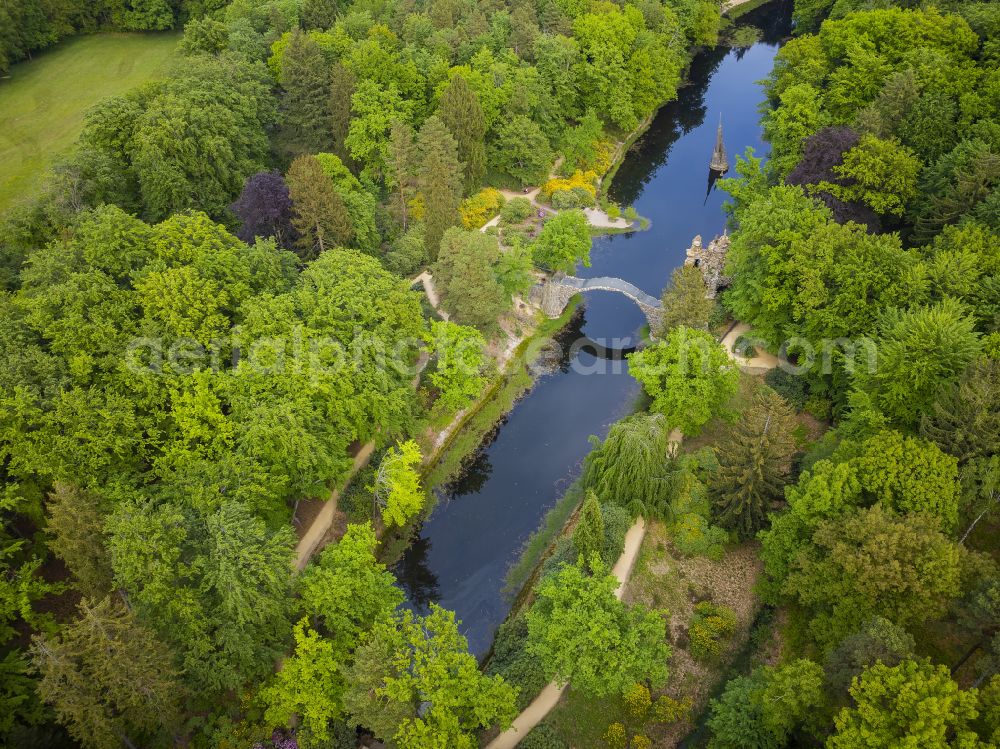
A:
[394, 0, 794, 657]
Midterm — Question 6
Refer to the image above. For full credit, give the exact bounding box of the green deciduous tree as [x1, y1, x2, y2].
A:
[424, 320, 489, 412]
[298, 522, 403, 654]
[828, 660, 986, 749]
[372, 441, 425, 528]
[783, 505, 966, 648]
[856, 299, 981, 428]
[489, 115, 553, 186]
[345, 605, 517, 748]
[710, 388, 798, 539]
[286, 154, 354, 257]
[854, 430, 960, 531]
[823, 616, 916, 700]
[438, 74, 487, 193]
[30, 597, 184, 749]
[657, 264, 713, 335]
[821, 134, 922, 216]
[417, 115, 464, 261]
[301, 0, 339, 29]
[532, 209, 591, 273]
[628, 327, 739, 436]
[347, 81, 413, 183]
[526, 558, 669, 697]
[259, 620, 346, 749]
[708, 659, 826, 749]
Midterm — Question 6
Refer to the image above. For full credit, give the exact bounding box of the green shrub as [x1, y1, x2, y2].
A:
[764, 367, 808, 411]
[708, 300, 728, 329]
[607, 203, 621, 219]
[624, 206, 638, 221]
[673, 512, 727, 561]
[501, 196, 535, 224]
[486, 614, 549, 710]
[338, 463, 378, 523]
[689, 602, 737, 661]
[550, 187, 595, 210]
[600, 502, 631, 565]
[520, 723, 567, 749]
[383, 226, 426, 276]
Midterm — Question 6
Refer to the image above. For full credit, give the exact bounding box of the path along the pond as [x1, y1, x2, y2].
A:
[485, 327, 778, 748]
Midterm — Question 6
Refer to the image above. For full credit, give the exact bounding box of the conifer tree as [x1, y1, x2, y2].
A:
[45, 483, 113, 598]
[301, 0, 339, 30]
[280, 30, 333, 155]
[573, 490, 605, 564]
[710, 388, 797, 538]
[658, 264, 714, 335]
[287, 154, 354, 258]
[417, 115, 464, 261]
[328, 63, 356, 165]
[387, 120, 416, 231]
[438, 74, 487, 193]
[434, 228, 507, 332]
[31, 597, 184, 749]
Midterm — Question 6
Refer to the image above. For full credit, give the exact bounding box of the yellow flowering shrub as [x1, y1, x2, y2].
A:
[624, 683, 652, 721]
[459, 187, 505, 228]
[589, 139, 616, 174]
[539, 170, 598, 204]
[408, 193, 425, 222]
[603, 722, 627, 749]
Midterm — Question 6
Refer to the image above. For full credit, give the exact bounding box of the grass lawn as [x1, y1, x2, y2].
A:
[0, 32, 180, 213]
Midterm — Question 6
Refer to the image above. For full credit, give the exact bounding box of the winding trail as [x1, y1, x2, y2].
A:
[484, 330, 775, 747]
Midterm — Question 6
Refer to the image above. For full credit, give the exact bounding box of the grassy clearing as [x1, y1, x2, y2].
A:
[0, 32, 179, 213]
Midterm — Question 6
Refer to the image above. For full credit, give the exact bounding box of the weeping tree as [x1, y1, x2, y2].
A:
[583, 412, 678, 519]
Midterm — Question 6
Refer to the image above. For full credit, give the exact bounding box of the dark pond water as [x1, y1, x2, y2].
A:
[394, 0, 794, 657]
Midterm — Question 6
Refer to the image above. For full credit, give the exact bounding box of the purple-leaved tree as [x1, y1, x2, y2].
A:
[787, 126, 882, 232]
[230, 171, 299, 248]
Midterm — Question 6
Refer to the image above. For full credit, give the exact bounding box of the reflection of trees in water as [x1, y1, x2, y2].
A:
[608, 0, 793, 208]
[442, 447, 494, 498]
[393, 533, 440, 611]
[609, 45, 729, 207]
[750, 0, 794, 45]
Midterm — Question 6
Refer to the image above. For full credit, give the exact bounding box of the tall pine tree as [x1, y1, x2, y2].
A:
[417, 115, 464, 261]
[387, 120, 416, 231]
[280, 29, 332, 155]
[287, 154, 354, 258]
[31, 597, 184, 749]
[438, 74, 487, 193]
[328, 62, 356, 166]
[45, 483, 113, 599]
[710, 388, 797, 538]
[573, 490, 605, 566]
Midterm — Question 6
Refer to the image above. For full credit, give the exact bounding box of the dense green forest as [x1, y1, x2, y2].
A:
[700, 1, 1000, 746]
[0, 0, 721, 745]
[0, 0, 998, 745]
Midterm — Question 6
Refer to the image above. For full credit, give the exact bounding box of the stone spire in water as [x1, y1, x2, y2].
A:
[710, 114, 729, 174]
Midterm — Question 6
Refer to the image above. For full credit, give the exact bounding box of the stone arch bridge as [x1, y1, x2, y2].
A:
[530, 273, 663, 334]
